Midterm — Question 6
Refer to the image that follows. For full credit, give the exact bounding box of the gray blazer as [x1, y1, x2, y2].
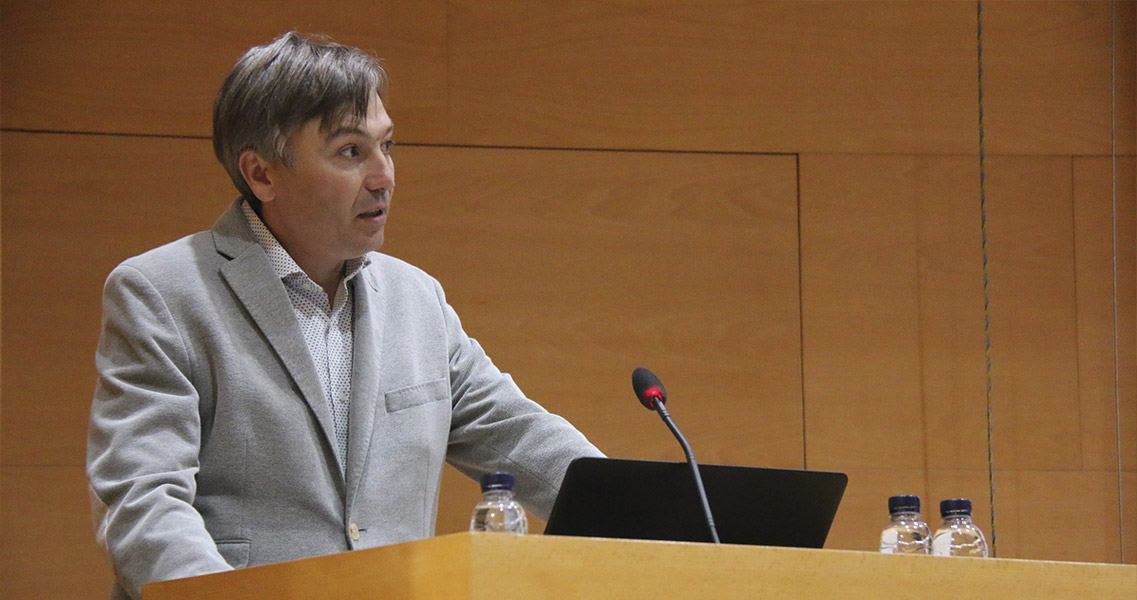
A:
[87, 200, 602, 598]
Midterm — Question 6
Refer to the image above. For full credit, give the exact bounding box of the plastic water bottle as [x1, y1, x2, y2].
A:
[469, 472, 528, 534]
[932, 498, 988, 557]
[879, 495, 931, 554]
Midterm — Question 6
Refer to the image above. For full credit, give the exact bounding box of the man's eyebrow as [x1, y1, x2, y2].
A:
[325, 124, 394, 142]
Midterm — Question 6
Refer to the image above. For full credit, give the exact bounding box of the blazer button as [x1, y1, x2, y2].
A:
[349, 523, 360, 542]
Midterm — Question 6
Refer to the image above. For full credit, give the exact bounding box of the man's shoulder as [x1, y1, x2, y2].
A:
[114, 199, 247, 277]
[117, 230, 216, 272]
[358, 252, 447, 299]
[361, 252, 434, 283]
[107, 230, 221, 295]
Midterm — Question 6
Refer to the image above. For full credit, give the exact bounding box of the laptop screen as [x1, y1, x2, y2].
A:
[544, 457, 847, 548]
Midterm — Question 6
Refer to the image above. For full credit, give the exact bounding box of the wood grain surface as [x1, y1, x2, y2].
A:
[1, 2, 1134, 598]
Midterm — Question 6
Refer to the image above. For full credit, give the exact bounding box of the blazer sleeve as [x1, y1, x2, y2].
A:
[437, 280, 604, 519]
[87, 264, 233, 599]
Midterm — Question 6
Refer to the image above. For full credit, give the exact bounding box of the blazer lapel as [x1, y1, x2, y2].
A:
[345, 266, 385, 506]
[212, 200, 346, 478]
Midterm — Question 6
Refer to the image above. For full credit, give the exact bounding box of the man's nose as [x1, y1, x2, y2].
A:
[364, 152, 394, 191]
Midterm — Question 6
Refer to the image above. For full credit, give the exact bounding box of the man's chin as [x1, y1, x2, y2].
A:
[358, 232, 384, 255]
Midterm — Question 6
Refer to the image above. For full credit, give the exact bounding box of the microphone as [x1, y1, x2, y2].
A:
[632, 366, 667, 409]
[631, 367, 720, 544]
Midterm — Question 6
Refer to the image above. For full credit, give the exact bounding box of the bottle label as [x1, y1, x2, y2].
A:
[931, 532, 952, 556]
[879, 529, 899, 553]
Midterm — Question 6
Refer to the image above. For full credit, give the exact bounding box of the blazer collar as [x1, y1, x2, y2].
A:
[211, 198, 348, 484]
[211, 198, 260, 260]
[344, 269, 386, 507]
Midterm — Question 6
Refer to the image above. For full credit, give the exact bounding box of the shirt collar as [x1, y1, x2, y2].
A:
[241, 200, 370, 285]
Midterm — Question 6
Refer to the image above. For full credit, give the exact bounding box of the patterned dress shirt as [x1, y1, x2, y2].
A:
[242, 201, 368, 468]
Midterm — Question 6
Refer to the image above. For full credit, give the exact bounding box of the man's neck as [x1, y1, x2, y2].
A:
[294, 254, 345, 304]
[252, 203, 346, 303]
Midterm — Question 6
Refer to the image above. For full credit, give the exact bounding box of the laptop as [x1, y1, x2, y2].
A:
[544, 457, 847, 548]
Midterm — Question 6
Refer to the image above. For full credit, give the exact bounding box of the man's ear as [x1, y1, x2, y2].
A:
[238, 149, 277, 204]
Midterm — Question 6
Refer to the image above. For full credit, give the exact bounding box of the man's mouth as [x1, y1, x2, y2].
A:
[358, 207, 386, 219]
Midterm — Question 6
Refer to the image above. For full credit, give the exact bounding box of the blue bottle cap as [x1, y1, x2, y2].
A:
[479, 471, 515, 492]
[940, 498, 972, 517]
[888, 495, 920, 514]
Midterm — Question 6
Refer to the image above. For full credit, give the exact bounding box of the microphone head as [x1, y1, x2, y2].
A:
[632, 367, 667, 410]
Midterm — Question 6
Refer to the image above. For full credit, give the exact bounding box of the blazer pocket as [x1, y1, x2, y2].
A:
[215, 539, 250, 568]
[384, 378, 448, 413]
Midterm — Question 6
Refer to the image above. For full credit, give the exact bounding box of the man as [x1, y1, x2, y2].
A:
[87, 32, 602, 599]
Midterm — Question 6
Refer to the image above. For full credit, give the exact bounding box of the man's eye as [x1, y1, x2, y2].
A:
[340, 145, 361, 158]
[381, 140, 395, 154]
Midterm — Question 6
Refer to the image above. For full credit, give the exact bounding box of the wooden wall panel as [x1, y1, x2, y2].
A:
[827, 468, 996, 555]
[1116, 1, 1137, 155]
[916, 162, 992, 473]
[1127, 472, 1137, 560]
[795, 150, 1134, 560]
[984, 1, 1134, 156]
[5, 2, 1127, 156]
[830, 470, 1132, 562]
[2, 2, 1134, 595]
[800, 154, 988, 474]
[1070, 155, 1137, 563]
[0, 0, 449, 140]
[391, 146, 803, 535]
[384, 146, 804, 470]
[1073, 157, 1136, 472]
[799, 155, 926, 470]
[796, 152, 1010, 555]
[985, 157, 1084, 472]
[0, 133, 232, 467]
[1, 126, 4, 518]
[0, 466, 113, 598]
[994, 470, 1128, 563]
[1108, 156, 1137, 479]
[447, 0, 979, 155]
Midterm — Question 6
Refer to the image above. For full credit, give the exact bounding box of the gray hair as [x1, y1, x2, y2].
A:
[212, 32, 387, 204]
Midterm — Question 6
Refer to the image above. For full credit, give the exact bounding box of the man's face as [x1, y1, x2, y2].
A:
[257, 93, 395, 277]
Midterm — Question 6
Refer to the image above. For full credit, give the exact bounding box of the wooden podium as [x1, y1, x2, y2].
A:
[144, 532, 1136, 599]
